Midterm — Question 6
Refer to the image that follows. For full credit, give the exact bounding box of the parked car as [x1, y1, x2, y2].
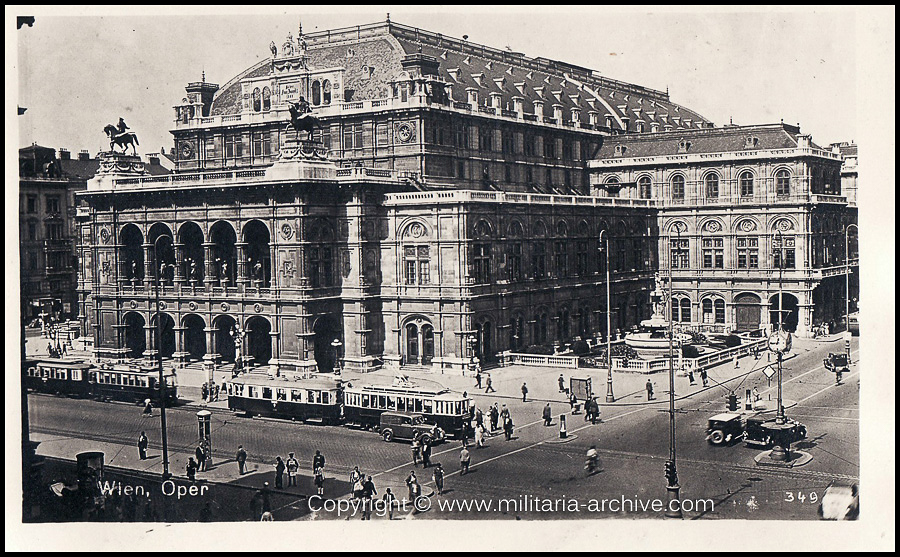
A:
[379, 411, 445, 444]
[818, 482, 859, 520]
[706, 413, 745, 445]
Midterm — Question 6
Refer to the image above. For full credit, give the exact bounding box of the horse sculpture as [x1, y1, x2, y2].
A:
[287, 100, 320, 140]
[103, 124, 139, 154]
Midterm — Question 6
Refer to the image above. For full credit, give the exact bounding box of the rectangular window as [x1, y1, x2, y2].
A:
[376, 123, 389, 146]
[544, 137, 556, 159]
[508, 243, 522, 282]
[28, 221, 37, 241]
[418, 260, 430, 284]
[531, 242, 546, 280]
[524, 134, 535, 157]
[27, 196, 37, 214]
[473, 243, 491, 284]
[343, 123, 364, 151]
[45, 196, 60, 214]
[773, 237, 796, 269]
[478, 127, 493, 152]
[736, 237, 759, 269]
[405, 260, 416, 285]
[403, 245, 430, 285]
[702, 238, 724, 269]
[554, 241, 568, 277]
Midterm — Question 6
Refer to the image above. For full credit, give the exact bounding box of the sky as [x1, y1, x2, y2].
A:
[12, 6, 869, 155]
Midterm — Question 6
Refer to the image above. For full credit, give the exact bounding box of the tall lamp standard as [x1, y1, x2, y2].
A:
[845, 224, 858, 337]
[767, 228, 795, 462]
[154, 234, 172, 480]
[331, 338, 342, 376]
[598, 230, 615, 403]
[665, 221, 686, 518]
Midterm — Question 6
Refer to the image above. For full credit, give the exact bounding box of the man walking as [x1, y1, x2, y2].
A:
[700, 368, 709, 387]
[286, 452, 300, 487]
[499, 404, 510, 425]
[646, 379, 654, 401]
[312, 449, 326, 474]
[475, 368, 482, 389]
[475, 423, 486, 447]
[350, 466, 363, 499]
[273, 456, 285, 489]
[589, 397, 600, 425]
[543, 403, 553, 426]
[558, 374, 566, 393]
[490, 403, 499, 431]
[383, 488, 396, 519]
[236, 445, 248, 475]
[361, 476, 377, 520]
[405, 470, 419, 500]
[433, 463, 445, 495]
[411, 434, 422, 466]
[688, 368, 696, 385]
[484, 374, 496, 393]
[138, 431, 148, 460]
[521, 382, 529, 402]
[195, 444, 206, 473]
[475, 407, 484, 429]
[504, 417, 514, 441]
[422, 441, 432, 468]
[460, 445, 471, 475]
[186, 457, 198, 483]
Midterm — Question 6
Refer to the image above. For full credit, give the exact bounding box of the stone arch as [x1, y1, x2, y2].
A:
[399, 219, 430, 240]
[213, 314, 237, 365]
[312, 314, 341, 373]
[768, 216, 798, 232]
[473, 315, 494, 362]
[533, 220, 547, 237]
[472, 218, 494, 238]
[181, 313, 206, 362]
[245, 315, 272, 366]
[556, 220, 568, 237]
[147, 223, 175, 283]
[577, 219, 590, 237]
[122, 311, 146, 359]
[261, 87, 272, 111]
[120, 223, 145, 282]
[734, 218, 760, 233]
[508, 220, 525, 238]
[699, 217, 725, 234]
[149, 312, 176, 359]
[769, 292, 799, 333]
[178, 221, 205, 284]
[210, 220, 237, 285]
[243, 220, 271, 286]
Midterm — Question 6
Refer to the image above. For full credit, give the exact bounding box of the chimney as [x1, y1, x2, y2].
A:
[552, 104, 563, 122]
[78, 150, 90, 161]
[533, 99, 544, 118]
[570, 107, 581, 124]
[149, 155, 160, 165]
[58, 148, 71, 160]
[588, 111, 598, 127]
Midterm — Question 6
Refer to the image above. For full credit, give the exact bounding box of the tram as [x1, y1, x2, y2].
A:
[24, 358, 178, 405]
[24, 358, 93, 397]
[343, 377, 473, 439]
[226, 375, 343, 424]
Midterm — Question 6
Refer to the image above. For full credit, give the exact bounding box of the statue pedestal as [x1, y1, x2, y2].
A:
[88, 152, 147, 191]
[265, 138, 336, 181]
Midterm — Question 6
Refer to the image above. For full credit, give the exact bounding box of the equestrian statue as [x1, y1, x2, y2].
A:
[287, 97, 320, 140]
[103, 117, 140, 155]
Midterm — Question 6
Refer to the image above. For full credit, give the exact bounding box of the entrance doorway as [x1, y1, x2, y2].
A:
[182, 314, 206, 362]
[734, 293, 762, 332]
[769, 293, 799, 333]
[313, 316, 341, 373]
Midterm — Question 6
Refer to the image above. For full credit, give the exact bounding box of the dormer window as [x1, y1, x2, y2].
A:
[252, 87, 261, 112]
[262, 87, 271, 111]
[744, 136, 760, 149]
[678, 139, 692, 153]
[472, 73, 485, 87]
[636, 121, 645, 133]
[605, 115, 614, 129]
[614, 145, 627, 157]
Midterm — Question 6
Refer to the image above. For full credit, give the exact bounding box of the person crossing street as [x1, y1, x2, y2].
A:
[543, 403, 553, 426]
[137, 431, 148, 460]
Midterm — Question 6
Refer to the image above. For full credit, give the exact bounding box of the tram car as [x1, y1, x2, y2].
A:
[226, 375, 343, 424]
[24, 358, 93, 397]
[91, 363, 178, 405]
[343, 375, 473, 439]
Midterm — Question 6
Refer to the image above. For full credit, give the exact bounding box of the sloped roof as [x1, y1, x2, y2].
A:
[207, 21, 711, 132]
[595, 123, 821, 159]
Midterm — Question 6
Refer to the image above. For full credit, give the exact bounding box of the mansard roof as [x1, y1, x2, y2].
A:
[595, 123, 825, 159]
[207, 20, 711, 131]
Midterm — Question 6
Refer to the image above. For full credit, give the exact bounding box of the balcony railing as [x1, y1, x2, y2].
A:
[384, 189, 657, 208]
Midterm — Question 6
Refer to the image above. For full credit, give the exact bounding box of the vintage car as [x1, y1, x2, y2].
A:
[379, 411, 445, 445]
[744, 416, 807, 447]
[818, 482, 859, 520]
[706, 413, 745, 445]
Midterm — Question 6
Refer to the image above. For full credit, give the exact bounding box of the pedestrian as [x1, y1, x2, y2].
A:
[314, 467, 325, 496]
[214, 383, 221, 401]
[350, 466, 363, 498]
[700, 368, 709, 387]
[569, 392, 578, 413]
[186, 457, 198, 483]
[733, 354, 740, 369]
[411, 434, 421, 466]
[138, 431, 148, 460]
[422, 441, 432, 468]
[260, 511, 274, 521]
[61, 343, 68, 357]
[274, 456, 285, 489]
[646, 379, 654, 400]
[543, 403, 552, 426]
[500, 404, 509, 425]
[405, 470, 418, 500]
[433, 463, 445, 495]
[475, 369, 482, 389]
[484, 374, 496, 393]
[383, 488, 396, 519]
[143, 398, 153, 416]
[589, 397, 600, 425]
[313, 449, 326, 473]
[688, 368, 696, 385]
[521, 382, 529, 402]
[475, 423, 486, 448]
[753, 387, 761, 402]
[201, 382, 208, 402]
[47, 342, 54, 356]
[558, 374, 566, 393]
[490, 403, 499, 431]
[195, 444, 206, 473]
[361, 476, 377, 520]
[475, 407, 484, 428]
[236, 445, 248, 475]
[286, 452, 300, 487]
[460, 445, 471, 475]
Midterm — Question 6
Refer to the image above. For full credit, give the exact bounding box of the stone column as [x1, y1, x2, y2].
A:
[268, 244, 277, 288]
[142, 243, 153, 286]
[203, 243, 215, 285]
[173, 325, 186, 365]
[116, 245, 128, 287]
[269, 329, 280, 375]
[174, 242, 186, 286]
[203, 326, 217, 385]
[236, 242, 249, 286]
[143, 323, 156, 360]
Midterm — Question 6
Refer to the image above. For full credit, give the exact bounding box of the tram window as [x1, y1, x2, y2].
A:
[414, 398, 423, 413]
[276, 388, 286, 401]
[322, 391, 330, 404]
[291, 389, 302, 402]
[227, 383, 233, 396]
[72, 369, 80, 381]
[262, 387, 273, 400]
[308, 390, 315, 403]
[141, 377, 149, 388]
[453, 402, 461, 415]
[42, 368, 50, 379]
[248, 386, 257, 398]
[397, 397, 406, 411]
[362, 394, 370, 407]
[423, 399, 433, 413]
[235, 384, 243, 396]
[385, 396, 395, 409]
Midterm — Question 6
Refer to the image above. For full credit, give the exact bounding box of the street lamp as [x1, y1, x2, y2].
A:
[845, 224, 858, 338]
[598, 230, 614, 403]
[154, 234, 172, 480]
[466, 334, 477, 376]
[331, 338, 342, 375]
[665, 221, 686, 518]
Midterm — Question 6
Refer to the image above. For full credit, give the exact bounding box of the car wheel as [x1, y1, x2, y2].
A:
[709, 430, 725, 445]
[382, 430, 393, 442]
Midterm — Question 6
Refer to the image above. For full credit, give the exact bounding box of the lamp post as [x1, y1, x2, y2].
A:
[599, 230, 614, 403]
[845, 224, 858, 335]
[154, 234, 172, 480]
[665, 221, 685, 518]
[766, 228, 795, 463]
[331, 338, 342, 375]
[466, 335, 477, 376]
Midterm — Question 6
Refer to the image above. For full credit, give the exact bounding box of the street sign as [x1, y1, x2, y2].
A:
[762, 365, 777, 379]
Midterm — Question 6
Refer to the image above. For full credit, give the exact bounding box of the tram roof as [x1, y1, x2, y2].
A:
[96, 363, 177, 376]
[31, 358, 92, 369]
[346, 382, 468, 400]
[227, 375, 341, 390]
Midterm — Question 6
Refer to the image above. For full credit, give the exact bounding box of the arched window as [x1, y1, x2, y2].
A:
[714, 299, 726, 324]
[740, 171, 754, 197]
[322, 79, 331, 105]
[705, 173, 719, 198]
[671, 175, 685, 199]
[312, 81, 321, 106]
[638, 176, 652, 199]
[252, 88, 261, 112]
[261, 87, 271, 111]
[680, 297, 691, 322]
[776, 169, 791, 197]
[702, 299, 714, 324]
[606, 176, 619, 198]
